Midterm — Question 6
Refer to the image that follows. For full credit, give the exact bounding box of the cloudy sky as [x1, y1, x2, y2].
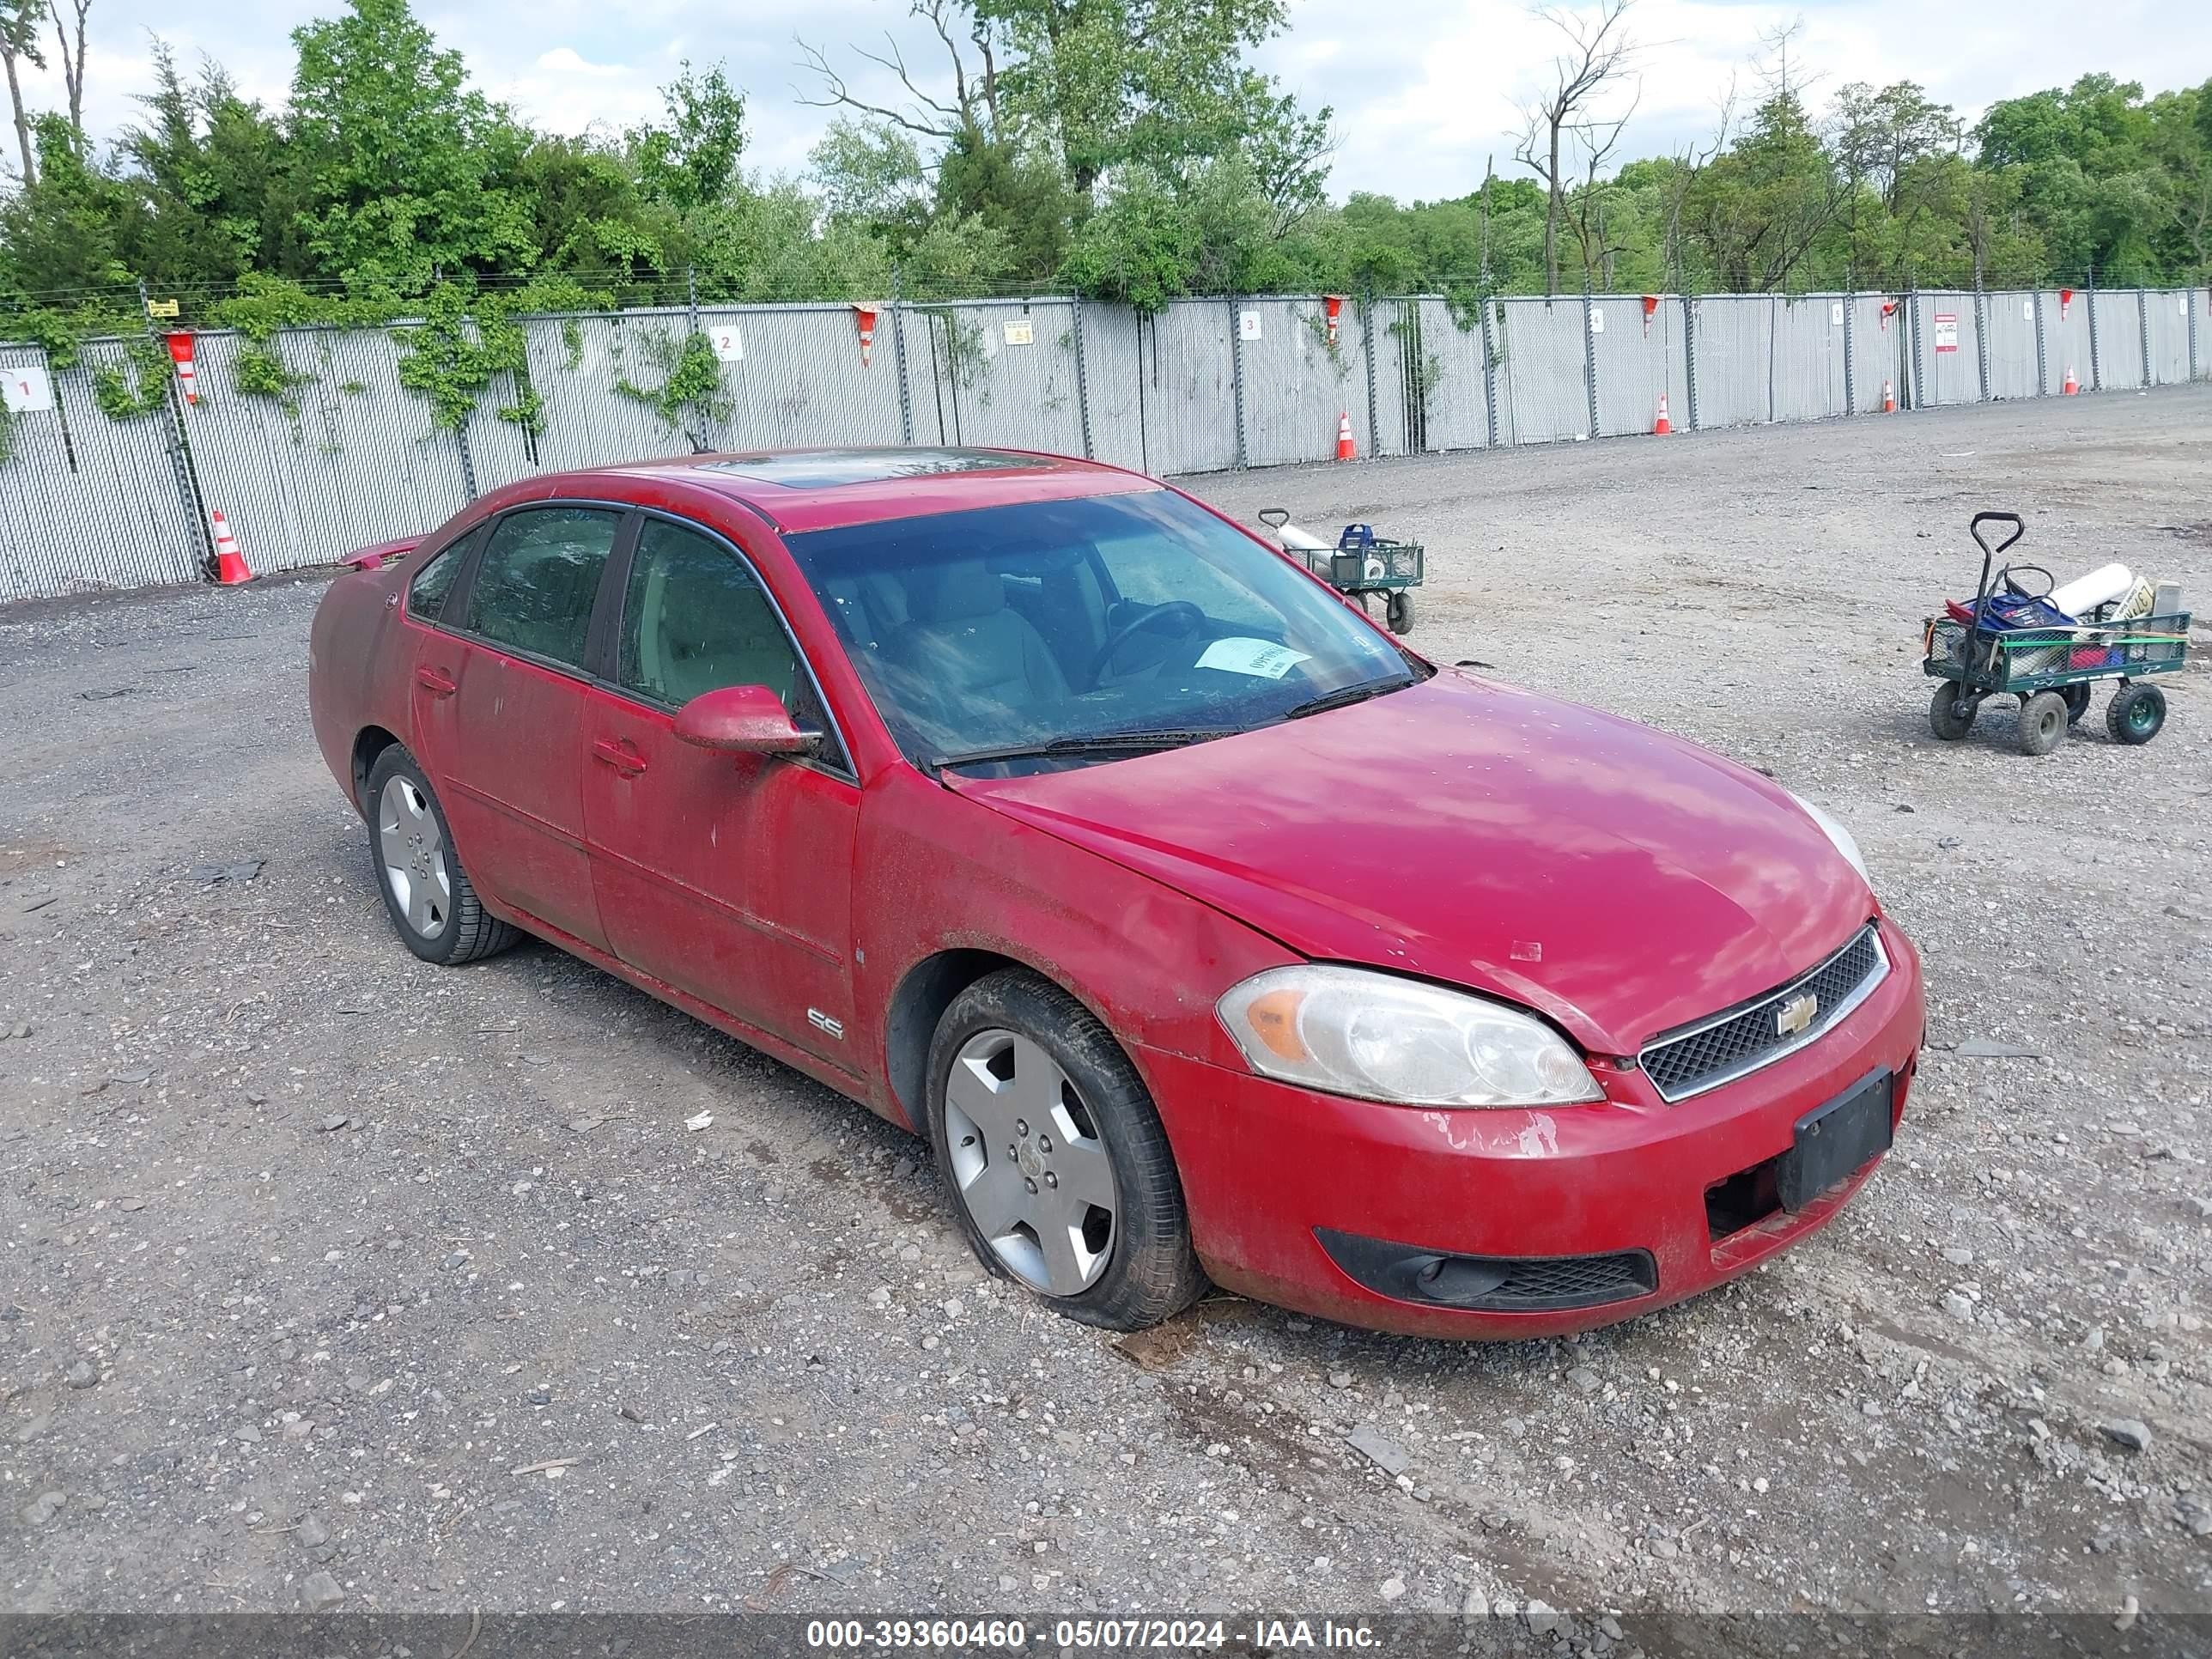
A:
[20, 0, 2212, 203]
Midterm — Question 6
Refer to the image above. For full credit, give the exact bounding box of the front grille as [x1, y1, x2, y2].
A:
[1480, 1251, 1658, 1311]
[1640, 925, 1887, 1102]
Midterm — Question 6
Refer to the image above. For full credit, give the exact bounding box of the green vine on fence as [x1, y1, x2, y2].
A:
[614, 329, 731, 431]
[91, 338, 173, 421]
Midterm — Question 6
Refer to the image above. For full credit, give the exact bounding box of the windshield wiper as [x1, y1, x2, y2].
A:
[929, 728, 1234, 772]
[1282, 673, 1416, 720]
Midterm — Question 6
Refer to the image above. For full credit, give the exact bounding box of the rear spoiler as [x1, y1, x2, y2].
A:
[340, 535, 425, 573]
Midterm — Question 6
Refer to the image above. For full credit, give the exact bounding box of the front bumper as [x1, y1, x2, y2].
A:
[1140, 917, 1925, 1338]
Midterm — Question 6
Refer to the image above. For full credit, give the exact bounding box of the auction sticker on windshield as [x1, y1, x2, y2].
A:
[1196, 637, 1311, 678]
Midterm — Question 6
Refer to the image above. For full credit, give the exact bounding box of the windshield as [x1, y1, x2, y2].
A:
[782, 490, 1415, 771]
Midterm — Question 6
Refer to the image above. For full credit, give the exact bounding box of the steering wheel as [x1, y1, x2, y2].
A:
[1999, 564, 2056, 600]
[1092, 600, 1206, 681]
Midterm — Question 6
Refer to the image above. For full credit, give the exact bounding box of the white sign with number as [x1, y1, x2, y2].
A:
[2023, 300, 2034, 320]
[1237, 309, 1262, 341]
[709, 325, 744, 362]
[1588, 307, 1605, 333]
[1831, 301, 1844, 327]
[3, 364, 53, 413]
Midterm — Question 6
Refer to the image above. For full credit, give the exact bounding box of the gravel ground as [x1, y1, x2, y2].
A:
[3, 390, 2210, 1635]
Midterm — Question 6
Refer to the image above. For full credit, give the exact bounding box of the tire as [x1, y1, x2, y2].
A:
[2016, 690, 2069, 757]
[363, 744, 520, 965]
[1386, 590, 1416, 635]
[925, 969, 1207, 1332]
[2106, 682, 2166, 745]
[1929, 684, 1978, 741]
[2060, 682, 2093, 725]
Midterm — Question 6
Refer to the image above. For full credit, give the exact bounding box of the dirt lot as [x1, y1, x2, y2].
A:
[3, 391, 2210, 1639]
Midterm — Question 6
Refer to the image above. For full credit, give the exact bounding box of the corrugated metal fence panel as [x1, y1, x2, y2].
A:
[1370, 300, 1411, 459]
[1241, 296, 1365, 466]
[1589, 295, 1688, 437]
[1140, 302, 1237, 475]
[1414, 299, 1488, 450]
[1914, 292, 1982, 407]
[2197, 291, 2212, 380]
[2143, 290, 2191, 386]
[2091, 293, 2144, 389]
[1854, 296, 1902, 411]
[710, 303, 909, 453]
[1497, 298, 1588, 443]
[0, 343, 203, 601]
[911, 300, 1087, 459]
[1689, 296, 1769, 428]
[181, 329, 470, 574]
[2044, 293, 2093, 393]
[523, 309, 707, 471]
[1771, 296, 1848, 420]
[1077, 305, 1146, 471]
[1984, 292, 2041, 399]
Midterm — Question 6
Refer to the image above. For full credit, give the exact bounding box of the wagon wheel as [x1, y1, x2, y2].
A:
[2106, 682, 2166, 745]
[1929, 684, 1978, 741]
[2016, 690, 2069, 757]
[1386, 590, 1416, 635]
[2059, 682, 2093, 725]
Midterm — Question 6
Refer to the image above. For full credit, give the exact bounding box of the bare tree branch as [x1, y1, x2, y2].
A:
[1510, 0, 1640, 295]
[49, 0, 86, 149]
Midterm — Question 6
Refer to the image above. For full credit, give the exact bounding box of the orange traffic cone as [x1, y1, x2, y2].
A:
[1653, 392, 1672, 435]
[1881, 378, 1897, 414]
[210, 510, 252, 585]
[2062, 365, 2079, 396]
[1334, 411, 1356, 461]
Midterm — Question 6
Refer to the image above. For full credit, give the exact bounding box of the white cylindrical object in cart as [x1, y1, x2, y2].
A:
[2047, 562, 2135, 618]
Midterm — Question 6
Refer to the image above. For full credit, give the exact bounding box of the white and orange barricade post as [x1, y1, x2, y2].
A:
[853, 305, 878, 368]
[1653, 391, 1672, 434]
[1323, 295, 1343, 349]
[1334, 411, 1356, 461]
[166, 332, 198, 404]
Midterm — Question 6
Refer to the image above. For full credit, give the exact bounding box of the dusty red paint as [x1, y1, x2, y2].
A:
[308, 448, 1924, 1338]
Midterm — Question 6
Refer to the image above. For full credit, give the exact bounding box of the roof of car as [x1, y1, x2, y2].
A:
[584, 447, 1158, 535]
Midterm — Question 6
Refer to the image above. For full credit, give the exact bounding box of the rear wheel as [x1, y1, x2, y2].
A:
[926, 969, 1206, 1331]
[2106, 682, 2166, 745]
[2016, 690, 2069, 757]
[1386, 590, 1416, 635]
[1929, 684, 1978, 741]
[2059, 682, 2093, 725]
[363, 745, 520, 965]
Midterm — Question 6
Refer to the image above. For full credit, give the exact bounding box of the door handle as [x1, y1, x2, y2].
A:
[415, 665, 457, 697]
[592, 738, 647, 777]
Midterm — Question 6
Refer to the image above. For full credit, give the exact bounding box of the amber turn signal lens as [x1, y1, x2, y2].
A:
[1243, 988, 1309, 1061]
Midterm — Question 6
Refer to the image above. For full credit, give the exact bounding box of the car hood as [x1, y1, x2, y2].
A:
[951, 672, 1872, 1054]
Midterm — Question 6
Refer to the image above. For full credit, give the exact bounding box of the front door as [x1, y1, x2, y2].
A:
[579, 515, 860, 1069]
[413, 505, 626, 952]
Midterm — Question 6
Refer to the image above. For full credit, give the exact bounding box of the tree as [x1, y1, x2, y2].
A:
[1512, 0, 1638, 295]
[48, 0, 86, 151]
[628, 60, 746, 214]
[0, 0, 45, 187]
[286, 0, 537, 290]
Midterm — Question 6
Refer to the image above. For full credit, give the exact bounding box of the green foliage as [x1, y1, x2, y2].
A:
[613, 329, 731, 430]
[392, 282, 535, 431]
[91, 338, 173, 421]
[560, 319, 584, 369]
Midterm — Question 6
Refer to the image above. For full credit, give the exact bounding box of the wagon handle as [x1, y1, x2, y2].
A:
[1969, 511, 2024, 560]
[1258, 507, 1290, 529]
[1963, 510, 2027, 676]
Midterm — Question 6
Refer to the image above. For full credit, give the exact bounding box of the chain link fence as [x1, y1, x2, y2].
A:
[4, 283, 2210, 602]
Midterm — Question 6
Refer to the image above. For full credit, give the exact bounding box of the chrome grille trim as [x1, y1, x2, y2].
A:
[1638, 925, 1890, 1103]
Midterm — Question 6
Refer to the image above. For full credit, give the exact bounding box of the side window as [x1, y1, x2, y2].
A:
[405, 529, 474, 623]
[619, 520, 799, 710]
[462, 507, 623, 669]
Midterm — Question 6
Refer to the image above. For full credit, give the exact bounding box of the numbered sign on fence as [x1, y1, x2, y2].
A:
[1831, 302, 1844, 326]
[709, 325, 744, 362]
[1002, 319, 1034, 346]
[3, 365, 53, 413]
[1237, 309, 1262, 341]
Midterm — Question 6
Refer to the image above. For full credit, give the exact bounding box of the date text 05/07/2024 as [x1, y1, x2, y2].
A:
[803, 1619, 1382, 1650]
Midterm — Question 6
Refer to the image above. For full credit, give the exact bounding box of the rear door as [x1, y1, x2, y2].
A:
[578, 514, 861, 1069]
[413, 505, 629, 952]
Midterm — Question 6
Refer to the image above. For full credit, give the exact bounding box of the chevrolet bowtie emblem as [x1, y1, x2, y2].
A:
[1776, 992, 1819, 1036]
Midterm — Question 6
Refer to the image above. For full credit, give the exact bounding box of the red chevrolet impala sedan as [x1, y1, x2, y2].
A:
[308, 448, 1923, 1338]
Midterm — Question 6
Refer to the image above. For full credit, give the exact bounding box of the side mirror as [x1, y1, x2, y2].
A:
[672, 684, 814, 756]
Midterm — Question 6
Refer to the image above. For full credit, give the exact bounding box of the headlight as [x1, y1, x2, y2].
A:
[1217, 966, 1602, 1108]
[1789, 792, 1871, 887]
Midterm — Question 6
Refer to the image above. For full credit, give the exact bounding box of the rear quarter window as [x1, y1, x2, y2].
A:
[405, 532, 473, 623]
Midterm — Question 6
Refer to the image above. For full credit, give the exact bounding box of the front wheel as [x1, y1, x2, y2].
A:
[363, 745, 520, 965]
[926, 969, 1207, 1331]
[1929, 684, 1978, 741]
[2017, 690, 2069, 757]
[2106, 682, 2166, 745]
